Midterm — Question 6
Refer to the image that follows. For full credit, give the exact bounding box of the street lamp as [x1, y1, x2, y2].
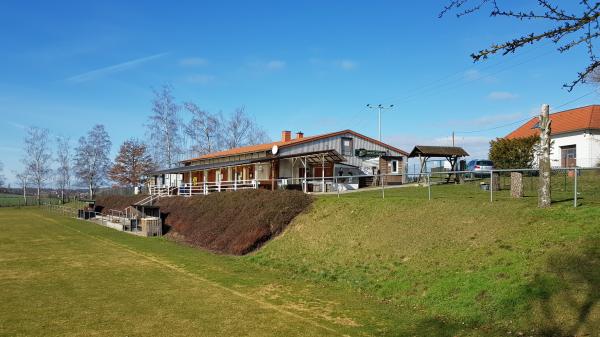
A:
[366, 104, 394, 141]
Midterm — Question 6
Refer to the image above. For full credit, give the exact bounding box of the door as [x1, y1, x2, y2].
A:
[561, 145, 576, 167]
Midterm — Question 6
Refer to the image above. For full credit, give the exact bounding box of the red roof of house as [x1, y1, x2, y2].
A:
[505, 105, 600, 139]
[181, 129, 408, 163]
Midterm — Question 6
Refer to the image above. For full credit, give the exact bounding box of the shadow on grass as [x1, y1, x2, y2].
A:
[525, 237, 599, 336]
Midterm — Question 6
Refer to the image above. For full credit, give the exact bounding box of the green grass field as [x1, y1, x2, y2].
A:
[1, 181, 599, 336]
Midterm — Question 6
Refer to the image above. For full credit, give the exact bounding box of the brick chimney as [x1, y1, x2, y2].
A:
[281, 130, 292, 142]
[295, 131, 304, 139]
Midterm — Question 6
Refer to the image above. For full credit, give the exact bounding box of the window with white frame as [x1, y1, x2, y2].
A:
[391, 160, 400, 174]
[341, 137, 353, 156]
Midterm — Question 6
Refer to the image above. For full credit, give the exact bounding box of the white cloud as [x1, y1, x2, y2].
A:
[335, 59, 358, 70]
[66, 52, 169, 83]
[470, 112, 524, 126]
[265, 60, 286, 70]
[186, 74, 215, 84]
[487, 91, 519, 100]
[179, 57, 208, 66]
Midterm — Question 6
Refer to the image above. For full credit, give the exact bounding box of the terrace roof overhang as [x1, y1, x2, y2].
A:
[150, 149, 345, 175]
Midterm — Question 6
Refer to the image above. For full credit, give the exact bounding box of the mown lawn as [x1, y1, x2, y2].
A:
[1, 178, 599, 336]
[0, 208, 411, 337]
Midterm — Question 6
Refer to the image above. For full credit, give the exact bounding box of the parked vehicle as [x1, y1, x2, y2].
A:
[466, 159, 494, 178]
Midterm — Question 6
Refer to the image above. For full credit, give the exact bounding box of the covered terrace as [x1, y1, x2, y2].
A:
[148, 149, 345, 195]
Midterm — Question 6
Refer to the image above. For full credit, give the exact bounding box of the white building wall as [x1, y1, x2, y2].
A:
[548, 131, 600, 168]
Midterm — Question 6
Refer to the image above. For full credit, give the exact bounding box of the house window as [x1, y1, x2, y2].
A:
[341, 137, 353, 156]
[391, 160, 400, 174]
[561, 145, 576, 167]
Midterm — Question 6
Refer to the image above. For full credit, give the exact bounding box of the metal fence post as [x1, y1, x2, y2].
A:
[335, 176, 340, 198]
[490, 170, 493, 203]
[574, 167, 578, 208]
[381, 174, 385, 199]
[427, 173, 431, 200]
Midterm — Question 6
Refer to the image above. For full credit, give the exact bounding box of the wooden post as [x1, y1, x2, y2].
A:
[538, 104, 552, 208]
[303, 156, 307, 193]
[271, 160, 275, 191]
[321, 154, 325, 192]
[510, 172, 523, 198]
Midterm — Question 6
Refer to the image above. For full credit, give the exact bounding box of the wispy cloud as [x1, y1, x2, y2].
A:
[185, 74, 216, 84]
[247, 59, 286, 73]
[464, 69, 497, 83]
[334, 59, 358, 70]
[265, 60, 286, 70]
[66, 52, 169, 83]
[179, 57, 208, 66]
[487, 91, 519, 100]
[8, 122, 26, 130]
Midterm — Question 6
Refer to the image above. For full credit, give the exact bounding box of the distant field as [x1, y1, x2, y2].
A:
[1, 179, 599, 336]
[0, 194, 62, 207]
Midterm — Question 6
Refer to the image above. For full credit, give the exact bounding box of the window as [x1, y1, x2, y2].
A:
[391, 160, 399, 174]
[561, 145, 576, 167]
[341, 137, 353, 156]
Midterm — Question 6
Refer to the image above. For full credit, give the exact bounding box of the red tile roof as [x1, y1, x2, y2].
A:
[181, 129, 408, 163]
[505, 105, 600, 139]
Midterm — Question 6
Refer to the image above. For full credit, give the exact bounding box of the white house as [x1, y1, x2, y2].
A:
[506, 105, 600, 168]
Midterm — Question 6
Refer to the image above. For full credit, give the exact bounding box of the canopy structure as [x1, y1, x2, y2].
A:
[408, 145, 469, 183]
[150, 149, 345, 176]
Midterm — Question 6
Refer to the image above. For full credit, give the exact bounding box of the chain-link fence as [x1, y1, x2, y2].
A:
[0, 196, 63, 207]
[265, 167, 599, 207]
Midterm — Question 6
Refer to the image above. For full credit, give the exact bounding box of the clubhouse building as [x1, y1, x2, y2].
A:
[149, 129, 408, 194]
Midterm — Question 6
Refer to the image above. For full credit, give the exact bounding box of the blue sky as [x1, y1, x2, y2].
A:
[0, 1, 597, 184]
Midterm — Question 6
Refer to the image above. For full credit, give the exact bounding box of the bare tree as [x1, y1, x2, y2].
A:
[147, 85, 182, 168]
[441, 1, 600, 90]
[14, 170, 28, 203]
[55, 136, 71, 203]
[222, 107, 271, 149]
[108, 139, 155, 187]
[22, 127, 52, 204]
[74, 124, 112, 199]
[184, 102, 223, 156]
[0, 161, 5, 188]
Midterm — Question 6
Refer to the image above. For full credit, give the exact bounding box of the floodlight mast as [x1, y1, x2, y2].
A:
[366, 104, 394, 141]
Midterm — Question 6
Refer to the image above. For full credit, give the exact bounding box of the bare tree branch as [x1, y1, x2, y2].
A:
[441, 1, 600, 90]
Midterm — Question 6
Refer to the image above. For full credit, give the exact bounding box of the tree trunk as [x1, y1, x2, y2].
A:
[88, 182, 93, 200]
[538, 104, 552, 208]
[511, 172, 523, 198]
[37, 185, 40, 205]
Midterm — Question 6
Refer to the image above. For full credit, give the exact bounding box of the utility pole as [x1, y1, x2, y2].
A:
[452, 131, 455, 147]
[366, 104, 394, 141]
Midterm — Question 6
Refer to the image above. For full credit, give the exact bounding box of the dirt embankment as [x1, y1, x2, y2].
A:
[93, 195, 143, 213]
[94, 190, 312, 255]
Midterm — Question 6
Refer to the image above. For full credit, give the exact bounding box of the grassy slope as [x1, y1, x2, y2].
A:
[250, 183, 600, 336]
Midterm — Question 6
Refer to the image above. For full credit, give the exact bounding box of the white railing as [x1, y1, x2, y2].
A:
[149, 180, 260, 196]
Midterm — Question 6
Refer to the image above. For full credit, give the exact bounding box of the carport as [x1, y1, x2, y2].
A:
[408, 145, 469, 183]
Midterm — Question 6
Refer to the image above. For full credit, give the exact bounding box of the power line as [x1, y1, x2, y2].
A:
[454, 88, 599, 135]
